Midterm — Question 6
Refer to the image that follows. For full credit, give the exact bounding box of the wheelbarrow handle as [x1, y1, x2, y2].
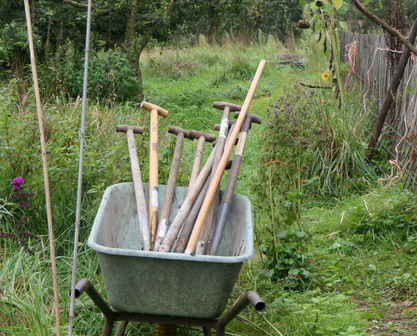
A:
[215, 291, 265, 336]
[70, 279, 114, 320]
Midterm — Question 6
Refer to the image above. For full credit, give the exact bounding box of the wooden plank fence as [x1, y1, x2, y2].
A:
[339, 31, 417, 187]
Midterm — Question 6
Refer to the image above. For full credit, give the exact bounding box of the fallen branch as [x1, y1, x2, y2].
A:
[365, 18, 417, 162]
[351, 0, 417, 56]
[299, 82, 332, 89]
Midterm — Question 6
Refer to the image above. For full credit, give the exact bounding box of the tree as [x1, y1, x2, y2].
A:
[1, 0, 303, 100]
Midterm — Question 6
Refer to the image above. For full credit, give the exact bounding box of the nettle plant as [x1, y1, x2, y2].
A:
[302, 0, 350, 103]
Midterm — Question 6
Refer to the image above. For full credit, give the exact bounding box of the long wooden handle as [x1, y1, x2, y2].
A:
[195, 107, 230, 255]
[188, 136, 205, 193]
[126, 129, 151, 251]
[174, 177, 210, 253]
[209, 118, 251, 256]
[159, 147, 216, 252]
[149, 109, 159, 247]
[185, 59, 266, 255]
[222, 118, 251, 205]
[153, 133, 184, 251]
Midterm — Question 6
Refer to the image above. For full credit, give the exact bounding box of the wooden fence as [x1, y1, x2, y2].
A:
[339, 31, 417, 187]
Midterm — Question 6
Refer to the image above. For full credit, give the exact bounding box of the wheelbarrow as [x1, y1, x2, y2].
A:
[74, 182, 264, 335]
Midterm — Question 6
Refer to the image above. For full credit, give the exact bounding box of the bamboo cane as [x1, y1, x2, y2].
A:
[23, 1, 61, 335]
[68, 0, 93, 334]
[185, 59, 266, 255]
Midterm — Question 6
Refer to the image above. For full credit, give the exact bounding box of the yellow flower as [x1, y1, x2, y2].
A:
[322, 73, 329, 80]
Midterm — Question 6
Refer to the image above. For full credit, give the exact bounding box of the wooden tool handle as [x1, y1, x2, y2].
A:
[174, 177, 210, 253]
[149, 110, 159, 247]
[159, 147, 216, 253]
[185, 59, 266, 255]
[141, 101, 169, 117]
[213, 101, 242, 111]
[222, 117, 251, 204]
[153, 133, 184, 251]
[116, 125, 144, 134]
[188, 136, 205, 193]
[126, 129, 150, 251]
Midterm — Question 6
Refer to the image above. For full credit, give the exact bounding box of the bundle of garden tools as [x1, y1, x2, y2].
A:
[117, 100, 262, 256]
[118, 61, 265, 256]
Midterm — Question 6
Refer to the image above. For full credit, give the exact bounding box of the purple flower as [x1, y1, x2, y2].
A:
[19, 201, 30, 208]
[11, 176, 24, 190]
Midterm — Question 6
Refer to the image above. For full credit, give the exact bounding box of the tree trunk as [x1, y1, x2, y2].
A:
[125, 0, 143, 98]
[365, 18, 417, 162]
[124, 0, 175, 99]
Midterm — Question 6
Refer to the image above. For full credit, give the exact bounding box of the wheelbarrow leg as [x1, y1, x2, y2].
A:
[103, 318, 115, 336]
[115, 321, 128, 336]
[215, 291, 265, 336]
[71, 279, 116, 336]
[203, 326, 212, 336]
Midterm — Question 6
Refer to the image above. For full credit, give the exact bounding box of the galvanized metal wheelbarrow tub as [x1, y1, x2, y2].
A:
[80, 182, 263, 334]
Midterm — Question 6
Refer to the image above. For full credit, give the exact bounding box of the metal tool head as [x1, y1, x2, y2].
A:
[116, 125, 144, 134]
[213, 101, 242, 112]
[168, 126, 192, 139]
[189, 130, 216, 142]
[233, 112, 262, 124]
[214, 120, 236, 131]
[140, 101, 169, 117]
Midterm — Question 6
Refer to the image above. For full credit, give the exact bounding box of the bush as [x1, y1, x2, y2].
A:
[37, 44, 139, 101]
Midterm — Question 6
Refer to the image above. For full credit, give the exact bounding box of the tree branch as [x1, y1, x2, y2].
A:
[138, 0, 175, 53]
[365, 18, 417, 162]
[63, 0, 110, 14]
[351, 0, 417, 56]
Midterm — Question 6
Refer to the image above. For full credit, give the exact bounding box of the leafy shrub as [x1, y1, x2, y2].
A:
[38, 44, 139, 101]
[259, 228, 316, 289]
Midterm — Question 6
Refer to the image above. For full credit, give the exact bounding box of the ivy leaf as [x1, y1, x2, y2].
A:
[333, 0, 343, 10]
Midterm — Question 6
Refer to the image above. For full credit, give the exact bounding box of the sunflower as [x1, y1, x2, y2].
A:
[315, 0, 324, 7]
[322, 73, 329, 80]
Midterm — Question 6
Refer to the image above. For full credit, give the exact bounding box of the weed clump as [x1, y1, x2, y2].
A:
[254, 86, 377, 288]
[343, 186, 417, 246]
